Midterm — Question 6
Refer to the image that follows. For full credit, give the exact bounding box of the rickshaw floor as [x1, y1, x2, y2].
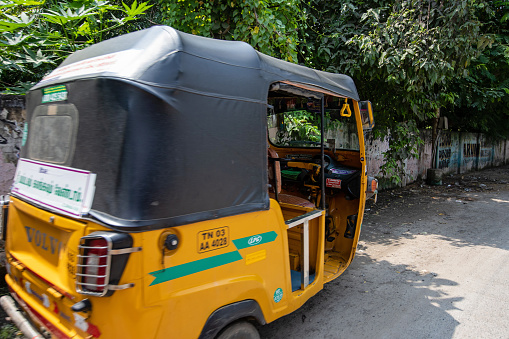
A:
[323, 252, 348, 283]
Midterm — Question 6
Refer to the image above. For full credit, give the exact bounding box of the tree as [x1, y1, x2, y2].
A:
[0, 0, 153, 93]
[302, 0, 492, 183]
[156, 0, 303, 63]
[444, 0, 509, 139]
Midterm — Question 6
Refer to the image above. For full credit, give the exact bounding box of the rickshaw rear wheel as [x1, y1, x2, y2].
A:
[216, 320, 260, 339]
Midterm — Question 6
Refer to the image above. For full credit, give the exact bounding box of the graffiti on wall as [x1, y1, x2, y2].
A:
[463, 143, 479, 158]
[438, 133, 452, 169]
[480, 148, 491, 159]
[438, 148, 451, 169]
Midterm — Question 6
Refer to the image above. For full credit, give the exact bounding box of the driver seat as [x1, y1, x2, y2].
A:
[268, 148, 315, 209]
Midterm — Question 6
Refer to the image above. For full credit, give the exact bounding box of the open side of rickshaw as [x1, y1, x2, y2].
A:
[266, 81, 376, 286]
[0, 26, 376, 339]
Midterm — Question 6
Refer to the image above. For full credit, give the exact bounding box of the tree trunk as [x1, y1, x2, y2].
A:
[431, 107, 440, 169]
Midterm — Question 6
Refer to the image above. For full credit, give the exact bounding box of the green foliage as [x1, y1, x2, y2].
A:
[349, 0, 486, 121]
[0, 0, 153, 93]
[443, 0, 509, 139]
[157, 0, 303, 62]
[303, 0, 501, 180]
[0, 324, 21, 339]
[299, 0, 366, 70]
[276, 110, 321, 145]
[379, 120, 423, 185]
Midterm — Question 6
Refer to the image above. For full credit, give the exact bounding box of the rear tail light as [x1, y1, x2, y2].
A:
[79, 238, 109, 293]
[77, 232, 140, 297]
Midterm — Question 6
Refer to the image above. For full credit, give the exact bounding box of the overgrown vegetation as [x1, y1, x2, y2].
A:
[157, 0, 303, 62]
[0, 0, 154, 93]
[301, 0, 505, 182]
[0, 324, 21, 339]
[275, 110, 321, 145]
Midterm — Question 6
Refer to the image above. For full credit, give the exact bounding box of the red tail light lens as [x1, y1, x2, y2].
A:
[85, 238, 108, 291]
[77, 237, 110, 295]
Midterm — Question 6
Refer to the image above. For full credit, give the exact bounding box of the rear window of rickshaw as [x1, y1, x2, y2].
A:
[27, 104, 79, 165]
[267, 97, 360, 151]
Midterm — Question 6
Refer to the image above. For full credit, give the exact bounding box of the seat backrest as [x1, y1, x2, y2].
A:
[267, 148, 281, 194]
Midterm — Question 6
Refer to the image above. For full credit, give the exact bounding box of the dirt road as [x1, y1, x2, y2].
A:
[259, 165, 509, 339]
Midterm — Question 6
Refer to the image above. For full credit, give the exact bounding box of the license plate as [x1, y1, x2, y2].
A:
[197, 226, 229, 253]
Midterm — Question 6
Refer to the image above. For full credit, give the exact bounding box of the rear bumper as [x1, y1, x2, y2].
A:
[3, 274, 80, 339]
[0, 295, 44, 339]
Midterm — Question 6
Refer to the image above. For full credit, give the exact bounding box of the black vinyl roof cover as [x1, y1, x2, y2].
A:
[26, 26, 360, 231]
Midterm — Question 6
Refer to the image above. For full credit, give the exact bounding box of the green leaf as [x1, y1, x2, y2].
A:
[122, 0, 153, 18]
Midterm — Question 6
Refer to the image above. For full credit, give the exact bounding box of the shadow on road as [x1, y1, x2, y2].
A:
[259, 251, 461, 339]
[260, 166, 509, 338]
[361, 165, 509, 251]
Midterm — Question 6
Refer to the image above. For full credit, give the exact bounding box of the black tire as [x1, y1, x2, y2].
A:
[216, 321, 260, 339]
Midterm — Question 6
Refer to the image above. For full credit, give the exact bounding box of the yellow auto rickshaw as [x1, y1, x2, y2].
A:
[0, 25, 376, 339]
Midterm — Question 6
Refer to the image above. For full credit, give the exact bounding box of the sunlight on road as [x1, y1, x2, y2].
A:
[492, 198, 509, 203]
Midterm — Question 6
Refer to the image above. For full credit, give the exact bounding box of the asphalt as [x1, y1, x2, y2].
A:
[259, 165, 509, 339]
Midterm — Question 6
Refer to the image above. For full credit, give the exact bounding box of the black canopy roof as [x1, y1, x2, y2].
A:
[34, 26, 359, 101]
[25, 26, 360, 230]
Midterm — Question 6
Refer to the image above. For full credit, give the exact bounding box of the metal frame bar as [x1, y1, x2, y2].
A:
[272, 157, 279, 202]
[321, 98, 326, 210]
[286, 210, 322, 229]
[286, 210, 322, 289]
[301, 219, 309, 289]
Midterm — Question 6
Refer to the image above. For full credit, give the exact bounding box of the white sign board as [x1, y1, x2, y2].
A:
[12, 159, 96, 217]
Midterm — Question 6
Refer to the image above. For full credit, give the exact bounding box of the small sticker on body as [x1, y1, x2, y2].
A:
[245, 250, 267, 265]
[273, 288, 283, 303]
[326, 178, 342, 188]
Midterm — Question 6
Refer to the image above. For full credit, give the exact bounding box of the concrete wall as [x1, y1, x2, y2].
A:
[434, 131, 508, 176]
[1, 94, 508, 194]
[0, 95, 25, 195]
[365, 129, 508, 188]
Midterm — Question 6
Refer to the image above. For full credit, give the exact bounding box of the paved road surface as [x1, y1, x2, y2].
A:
[259, 166, 509, 339]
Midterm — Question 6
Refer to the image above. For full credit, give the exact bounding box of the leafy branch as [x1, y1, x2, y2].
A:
[0, 0, 153, 94]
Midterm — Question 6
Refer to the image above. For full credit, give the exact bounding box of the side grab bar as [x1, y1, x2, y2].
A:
[286, 210, 323, 289]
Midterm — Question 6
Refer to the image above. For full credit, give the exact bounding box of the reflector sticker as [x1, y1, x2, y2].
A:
[73, 313, 101, 338]
[245, 250, 266, 265]
[11, 290, 70, 339]
[42, 85, 68, 103]
[149, 231, 278, 286]
[24, 281, 50, 307]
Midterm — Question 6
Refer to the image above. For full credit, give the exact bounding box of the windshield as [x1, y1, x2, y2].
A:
[267, 96, 360, 151]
